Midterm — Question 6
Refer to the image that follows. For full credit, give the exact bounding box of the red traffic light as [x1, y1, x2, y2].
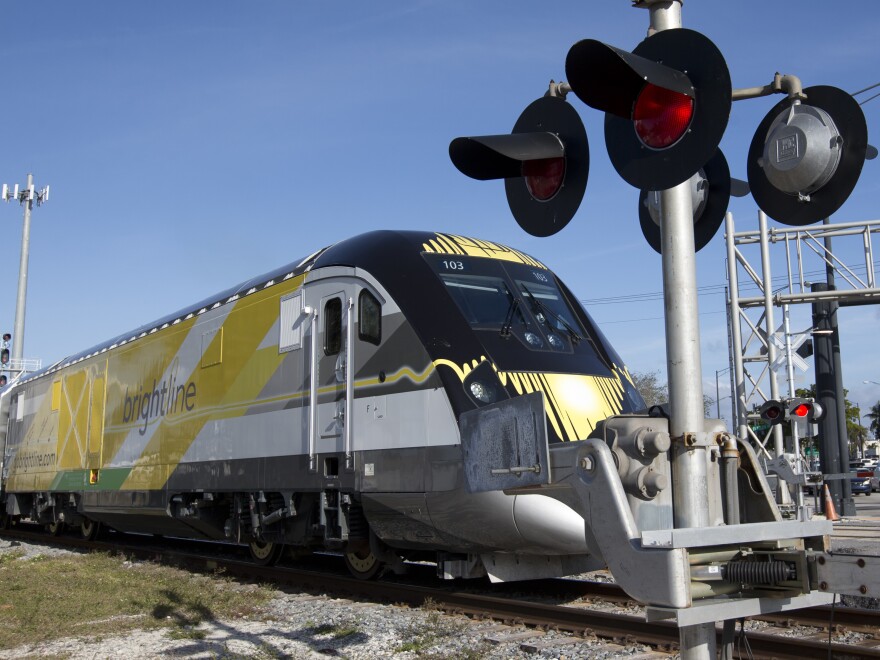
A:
[633, 83, 695, 149]
[450, 96, 589, 237]
[791, 403, 811, 417]
[565, 28, 730, 191]
[522, 157, 565, 201]
[0, 349, 9, 365]
[759, 399, 785, 425]
[787, 398, 824, 421]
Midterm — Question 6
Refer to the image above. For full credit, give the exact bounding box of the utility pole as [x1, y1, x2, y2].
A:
[2, 173, 49, 371]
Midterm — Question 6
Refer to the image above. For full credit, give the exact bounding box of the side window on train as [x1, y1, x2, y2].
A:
[324, 297, 342, 355]
[358, 290, 381, 345]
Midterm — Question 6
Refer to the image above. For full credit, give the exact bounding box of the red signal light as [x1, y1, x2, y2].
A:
[523, 157, 565, 201]
[791, 403, 811, 417]
[633, 83, 695, 149]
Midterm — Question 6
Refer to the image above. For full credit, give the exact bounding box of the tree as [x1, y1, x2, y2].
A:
[865, 402, 880, 441]
[631, 370, 667, 408]
[630, 370, 712, 416]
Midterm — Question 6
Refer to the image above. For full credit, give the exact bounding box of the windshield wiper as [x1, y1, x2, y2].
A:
[521, 284, 582, 344]
[500, 296, 520, 337]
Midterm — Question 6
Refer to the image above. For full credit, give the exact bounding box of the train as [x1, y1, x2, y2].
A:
[0, 230, 648, 582]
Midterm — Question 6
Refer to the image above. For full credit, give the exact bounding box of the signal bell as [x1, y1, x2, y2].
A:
[747, 86, 869, 226]
[565, 28, 731, 191]
[449, 95, 589, 237]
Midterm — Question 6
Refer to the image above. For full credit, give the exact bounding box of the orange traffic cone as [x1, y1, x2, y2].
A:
[822, 484, 840, 521]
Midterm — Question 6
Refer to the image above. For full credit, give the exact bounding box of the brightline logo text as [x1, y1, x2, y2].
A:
[122, 375, 197, 435]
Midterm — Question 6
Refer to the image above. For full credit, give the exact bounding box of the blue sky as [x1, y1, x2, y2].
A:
[1, 1, 878, 427]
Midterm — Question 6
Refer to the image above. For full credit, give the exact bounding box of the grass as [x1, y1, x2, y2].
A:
[0, 550, 275, 650]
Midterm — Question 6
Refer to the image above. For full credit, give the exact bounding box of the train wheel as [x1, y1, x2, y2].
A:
[248, 539, 284, 566]
[47, 521, 65, 536]
[80, 518, 100, 541]
[344, 547, 383, 580]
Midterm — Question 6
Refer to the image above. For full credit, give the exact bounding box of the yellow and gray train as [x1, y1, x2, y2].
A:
[0, 230, 645, 580]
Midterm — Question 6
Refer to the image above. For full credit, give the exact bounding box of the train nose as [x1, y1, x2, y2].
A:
[512, 494, 590, 554]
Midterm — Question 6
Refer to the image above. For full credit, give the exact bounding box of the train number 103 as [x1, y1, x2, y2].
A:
[442, 260, 465, 270]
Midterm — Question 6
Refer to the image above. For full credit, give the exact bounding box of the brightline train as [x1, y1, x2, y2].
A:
[0, 230, 647, 580]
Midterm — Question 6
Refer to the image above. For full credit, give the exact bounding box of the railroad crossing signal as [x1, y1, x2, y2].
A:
[450, 26, 872, 245]
[449, 95, 589, 237]
[564, 28, 731, 192]
[748, 85, 869, 226]
[787, 397, 825, 437]
[0, 332, 9, 367]
[638, 149, 734, 254]
[758, 397, 824, 435]
[759, 399, 786, 426]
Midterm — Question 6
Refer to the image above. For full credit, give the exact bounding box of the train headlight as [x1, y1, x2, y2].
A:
[469, 381, 496, 404]
[462, 360, 506, 406]
[524, 332, 543, 347]
[547, 334, 563, 349]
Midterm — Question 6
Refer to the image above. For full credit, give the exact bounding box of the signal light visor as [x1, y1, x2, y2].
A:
[633, 83, 694, 149]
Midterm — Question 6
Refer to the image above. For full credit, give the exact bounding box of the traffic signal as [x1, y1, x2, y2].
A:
[759, 399, 786, 426]
[0, 375, 6, 387]
[0, 348, 8, 366]
[747, 86, 869, 226]
[449, 95, 589, 237]
[565, 28, 731, 191]
[787, 397, 824, 437]
[787, 398, 824, 422]
[638, 149, 735, 254]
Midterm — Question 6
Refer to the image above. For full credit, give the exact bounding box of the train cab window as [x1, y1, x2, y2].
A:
[358, 290, 381, 345]
[516, 280, 584, 337]
[324, 297, 342, 355]
[439, 273, 513, 327]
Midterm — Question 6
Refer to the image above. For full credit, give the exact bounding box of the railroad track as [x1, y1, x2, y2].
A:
[2, 526, 879, 659]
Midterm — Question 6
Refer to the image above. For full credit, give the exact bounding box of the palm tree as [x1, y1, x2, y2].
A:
[866, 402, 880, 440]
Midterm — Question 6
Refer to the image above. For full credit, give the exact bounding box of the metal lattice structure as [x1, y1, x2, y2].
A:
[725, 212, 880, 459]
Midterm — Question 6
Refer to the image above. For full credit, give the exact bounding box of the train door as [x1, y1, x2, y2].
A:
[303, 280, 357, 474]
[57, 360, 107, 474]
[87, 361, 107, 473]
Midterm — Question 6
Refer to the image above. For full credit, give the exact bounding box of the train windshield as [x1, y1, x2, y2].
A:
[426, 254, 607, 361]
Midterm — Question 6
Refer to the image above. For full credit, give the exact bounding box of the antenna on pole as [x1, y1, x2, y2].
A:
[1, 172, 48, 377]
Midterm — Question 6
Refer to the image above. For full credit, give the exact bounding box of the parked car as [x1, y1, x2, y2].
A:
[850, 466, 875, 495]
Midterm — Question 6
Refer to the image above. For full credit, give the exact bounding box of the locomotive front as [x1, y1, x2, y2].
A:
[345, 232, 647, 581]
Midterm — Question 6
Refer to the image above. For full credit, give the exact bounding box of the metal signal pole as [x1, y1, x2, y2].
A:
[2, 173, 49, 368]
[643, 2, 718, 658]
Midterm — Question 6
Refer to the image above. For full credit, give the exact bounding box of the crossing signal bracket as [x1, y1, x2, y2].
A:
[565, 28, 731, 191]
[449, 95, 589, 237]
[747, 85, 869, 226]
